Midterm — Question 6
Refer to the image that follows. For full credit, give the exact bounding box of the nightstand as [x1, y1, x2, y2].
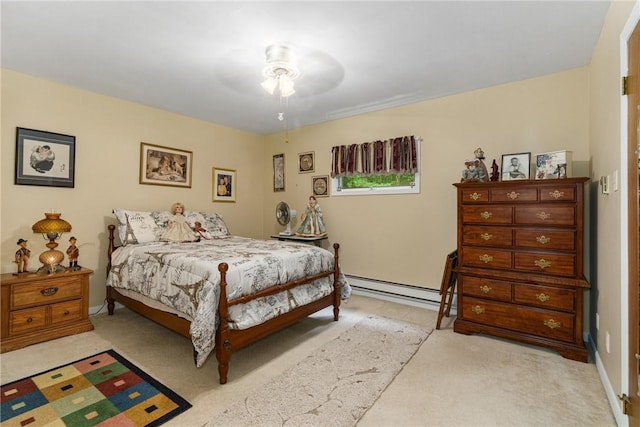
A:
[1, 268, 94, 353]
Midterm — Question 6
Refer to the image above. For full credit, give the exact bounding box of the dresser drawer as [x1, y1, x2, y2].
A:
[490, 187, 537, 202]
[461, 297, 575, 343]
[463, 226, 513, 247]
[51, 300, 83, 325]
[513, 283, 575, 312]
[514, 206, 576, 226]
[514, 252, 576, 277]
[514, 229, 575, 250]
[11, 277, 83, 309]
[539, 186, 577, 202]
[462, 206, 513, 224]
[461, 247, 512, 269]
[461, 189, 489, 203]
[461, 276, 511, 302]
[10, 306, 47, 335]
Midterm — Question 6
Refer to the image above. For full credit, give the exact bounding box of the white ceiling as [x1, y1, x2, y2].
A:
[1, 1, 610, 135]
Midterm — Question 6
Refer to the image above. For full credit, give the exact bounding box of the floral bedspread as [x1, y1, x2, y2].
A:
[106, 236, 351, 367]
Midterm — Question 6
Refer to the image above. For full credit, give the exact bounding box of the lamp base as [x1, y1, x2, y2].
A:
[36, 264, 68, 275]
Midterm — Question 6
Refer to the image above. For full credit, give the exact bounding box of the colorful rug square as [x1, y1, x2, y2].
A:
[1, 349, 191, 427]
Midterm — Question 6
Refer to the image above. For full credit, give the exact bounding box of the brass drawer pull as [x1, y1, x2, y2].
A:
[471, 305, 485, 315]
[480, 232, 493, 241]
[40, 287, 59, 297]
[480, 211, 492, 220]
[536, 235, 551, 244]
[534, 259, 552, 269]
[536, 211, 551, 220]
[479, 254, 493, 263]
[480, 285, 492, 294]
[536, 293, 551, 302]
[469, 192, 481, 201]
[549, 190, 565, 199]
[506, 191, 520, 200]
[544, 319, 561, 329]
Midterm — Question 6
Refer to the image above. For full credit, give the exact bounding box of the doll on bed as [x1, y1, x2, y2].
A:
[193, 221, 213, 240]
[160, 202, 199, 242]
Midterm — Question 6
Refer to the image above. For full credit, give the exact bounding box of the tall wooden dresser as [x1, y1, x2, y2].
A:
[453, 178, 589, 362]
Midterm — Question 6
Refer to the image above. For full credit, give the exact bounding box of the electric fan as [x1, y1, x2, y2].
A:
[275, 202, 297, 235]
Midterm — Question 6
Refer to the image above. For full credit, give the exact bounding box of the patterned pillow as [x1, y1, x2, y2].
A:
[200, 212, 231, 238]
[113, 209, 162, 245]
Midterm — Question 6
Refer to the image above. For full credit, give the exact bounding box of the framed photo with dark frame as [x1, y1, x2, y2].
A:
[212, 167, 236, 202]
[140, 142, 192, 188]
[312, 175, 329, 197]
[298, 151, 315, 173]
[15, 127, 76, 188]
[501, 152, 531, 181]
[273, 153, 285, 192]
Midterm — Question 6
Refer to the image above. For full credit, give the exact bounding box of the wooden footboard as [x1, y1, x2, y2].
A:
[105, 224, 341, 384]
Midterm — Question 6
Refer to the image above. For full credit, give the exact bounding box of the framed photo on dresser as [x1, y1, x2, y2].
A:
[500, 152, 530, 181]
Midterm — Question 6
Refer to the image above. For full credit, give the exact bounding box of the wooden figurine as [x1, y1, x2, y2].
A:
[490, 159, 500, 181]
[14, 238, 30, 274]
[66, 236, 80, 270]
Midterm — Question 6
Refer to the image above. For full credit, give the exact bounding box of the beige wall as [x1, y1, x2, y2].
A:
[1, 70, 265, 306]
[264, 68, 590, 289]
[588, 0, 637, 408]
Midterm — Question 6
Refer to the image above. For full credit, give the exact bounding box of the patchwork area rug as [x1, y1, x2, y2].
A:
[208, 315, 432, 427]
[1, 349, 191, 427]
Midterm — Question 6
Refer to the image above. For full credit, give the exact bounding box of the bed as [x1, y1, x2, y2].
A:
[105, 209, 350, 384]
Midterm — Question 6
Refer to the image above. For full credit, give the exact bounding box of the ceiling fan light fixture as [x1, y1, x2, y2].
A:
[261, 44, 299, 98]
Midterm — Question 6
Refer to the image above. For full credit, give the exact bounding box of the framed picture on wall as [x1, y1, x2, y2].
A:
[500, 152, 531, 181]
[273, 153, 285, 191]
[212, 167, 236, 202]
[312, 175, 329, 197]
[15, 127, 76, 188]
[298, 151, 315, 173]
[140, 142, 192, 188]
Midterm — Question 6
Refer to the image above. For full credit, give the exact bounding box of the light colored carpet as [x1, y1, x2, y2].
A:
[207, 316, 432, 427]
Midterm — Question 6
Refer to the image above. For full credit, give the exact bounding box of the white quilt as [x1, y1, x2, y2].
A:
[106, 236, 351, 367]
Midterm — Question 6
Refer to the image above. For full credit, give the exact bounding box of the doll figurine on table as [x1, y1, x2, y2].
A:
[66, 236, 81, 270]
[160, 202, 198, 242]
[193, 221, 213, 240]
[295, 196, 327, 237]
[14, 238, 30, 274]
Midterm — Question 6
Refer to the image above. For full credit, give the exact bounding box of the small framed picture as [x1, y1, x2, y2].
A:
[212, 167, 236, 202]
[273, 153, 285, 192]
[15, 127, 76, 188]
[501, 152, 531, 181]
[312, 175, 329, 197]
[140, 142, 192, 188]
[298, 151, 315, 173]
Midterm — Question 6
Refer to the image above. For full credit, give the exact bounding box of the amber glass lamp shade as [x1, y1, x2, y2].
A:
[32, 212, 72, 273]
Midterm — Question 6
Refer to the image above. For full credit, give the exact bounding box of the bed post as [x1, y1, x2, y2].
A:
[332, 243, 341, 321]
[107, 225, 116, 315]
[216, 262, 231, 384]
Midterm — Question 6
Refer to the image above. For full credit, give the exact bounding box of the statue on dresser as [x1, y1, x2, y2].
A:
[14, 238, 30, 274]
[66, 236, 81, 270]
[461, 147, 489, 183]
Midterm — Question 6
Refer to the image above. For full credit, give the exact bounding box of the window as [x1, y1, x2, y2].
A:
[330, 136, 420, 196]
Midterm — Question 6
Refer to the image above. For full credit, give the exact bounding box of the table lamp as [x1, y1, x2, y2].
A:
[32, 212, 72, 274]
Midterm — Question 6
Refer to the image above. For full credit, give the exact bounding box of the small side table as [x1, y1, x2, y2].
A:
[1, 268, 94, 353]
[270, 234, 328, 247]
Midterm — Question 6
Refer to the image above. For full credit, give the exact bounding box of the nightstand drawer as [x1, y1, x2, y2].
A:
[513, 284, 575, 312]
[461, 276, 511, 302]
[462, 226, 512, 247]
[461, 247, 512, 269]
[51, 300, 83, 324]
[462, 206, 513, 224]
[514, 206, 576, 226]
[490, 188, 537, 202]
[514, 252, 576, 277]
[514, 229, 575, 250]
[10, 307, 46, 335]
[12, 277, 83, 308]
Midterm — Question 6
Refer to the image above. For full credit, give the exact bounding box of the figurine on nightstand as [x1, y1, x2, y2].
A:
[14, 238, 31, 274]
[66, 236, 81, 270]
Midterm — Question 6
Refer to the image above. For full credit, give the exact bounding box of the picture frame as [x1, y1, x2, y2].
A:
[212, 167, 236, 203]
[312, 175, 329, 197]
[140, 142, 192, 188]
[501, 152, 531, 181]
[15, 127, 76, 188]
[298, 151, 315, 173]
[273, 153, 285, 192]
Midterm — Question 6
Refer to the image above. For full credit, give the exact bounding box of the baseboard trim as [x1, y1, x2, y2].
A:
[587, 333, 626, 426]
[347, 275, 455, 313]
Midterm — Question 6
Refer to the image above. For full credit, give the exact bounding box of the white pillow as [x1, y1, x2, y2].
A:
[201, 212, 231, 238]
[113, 209, 162, 245]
